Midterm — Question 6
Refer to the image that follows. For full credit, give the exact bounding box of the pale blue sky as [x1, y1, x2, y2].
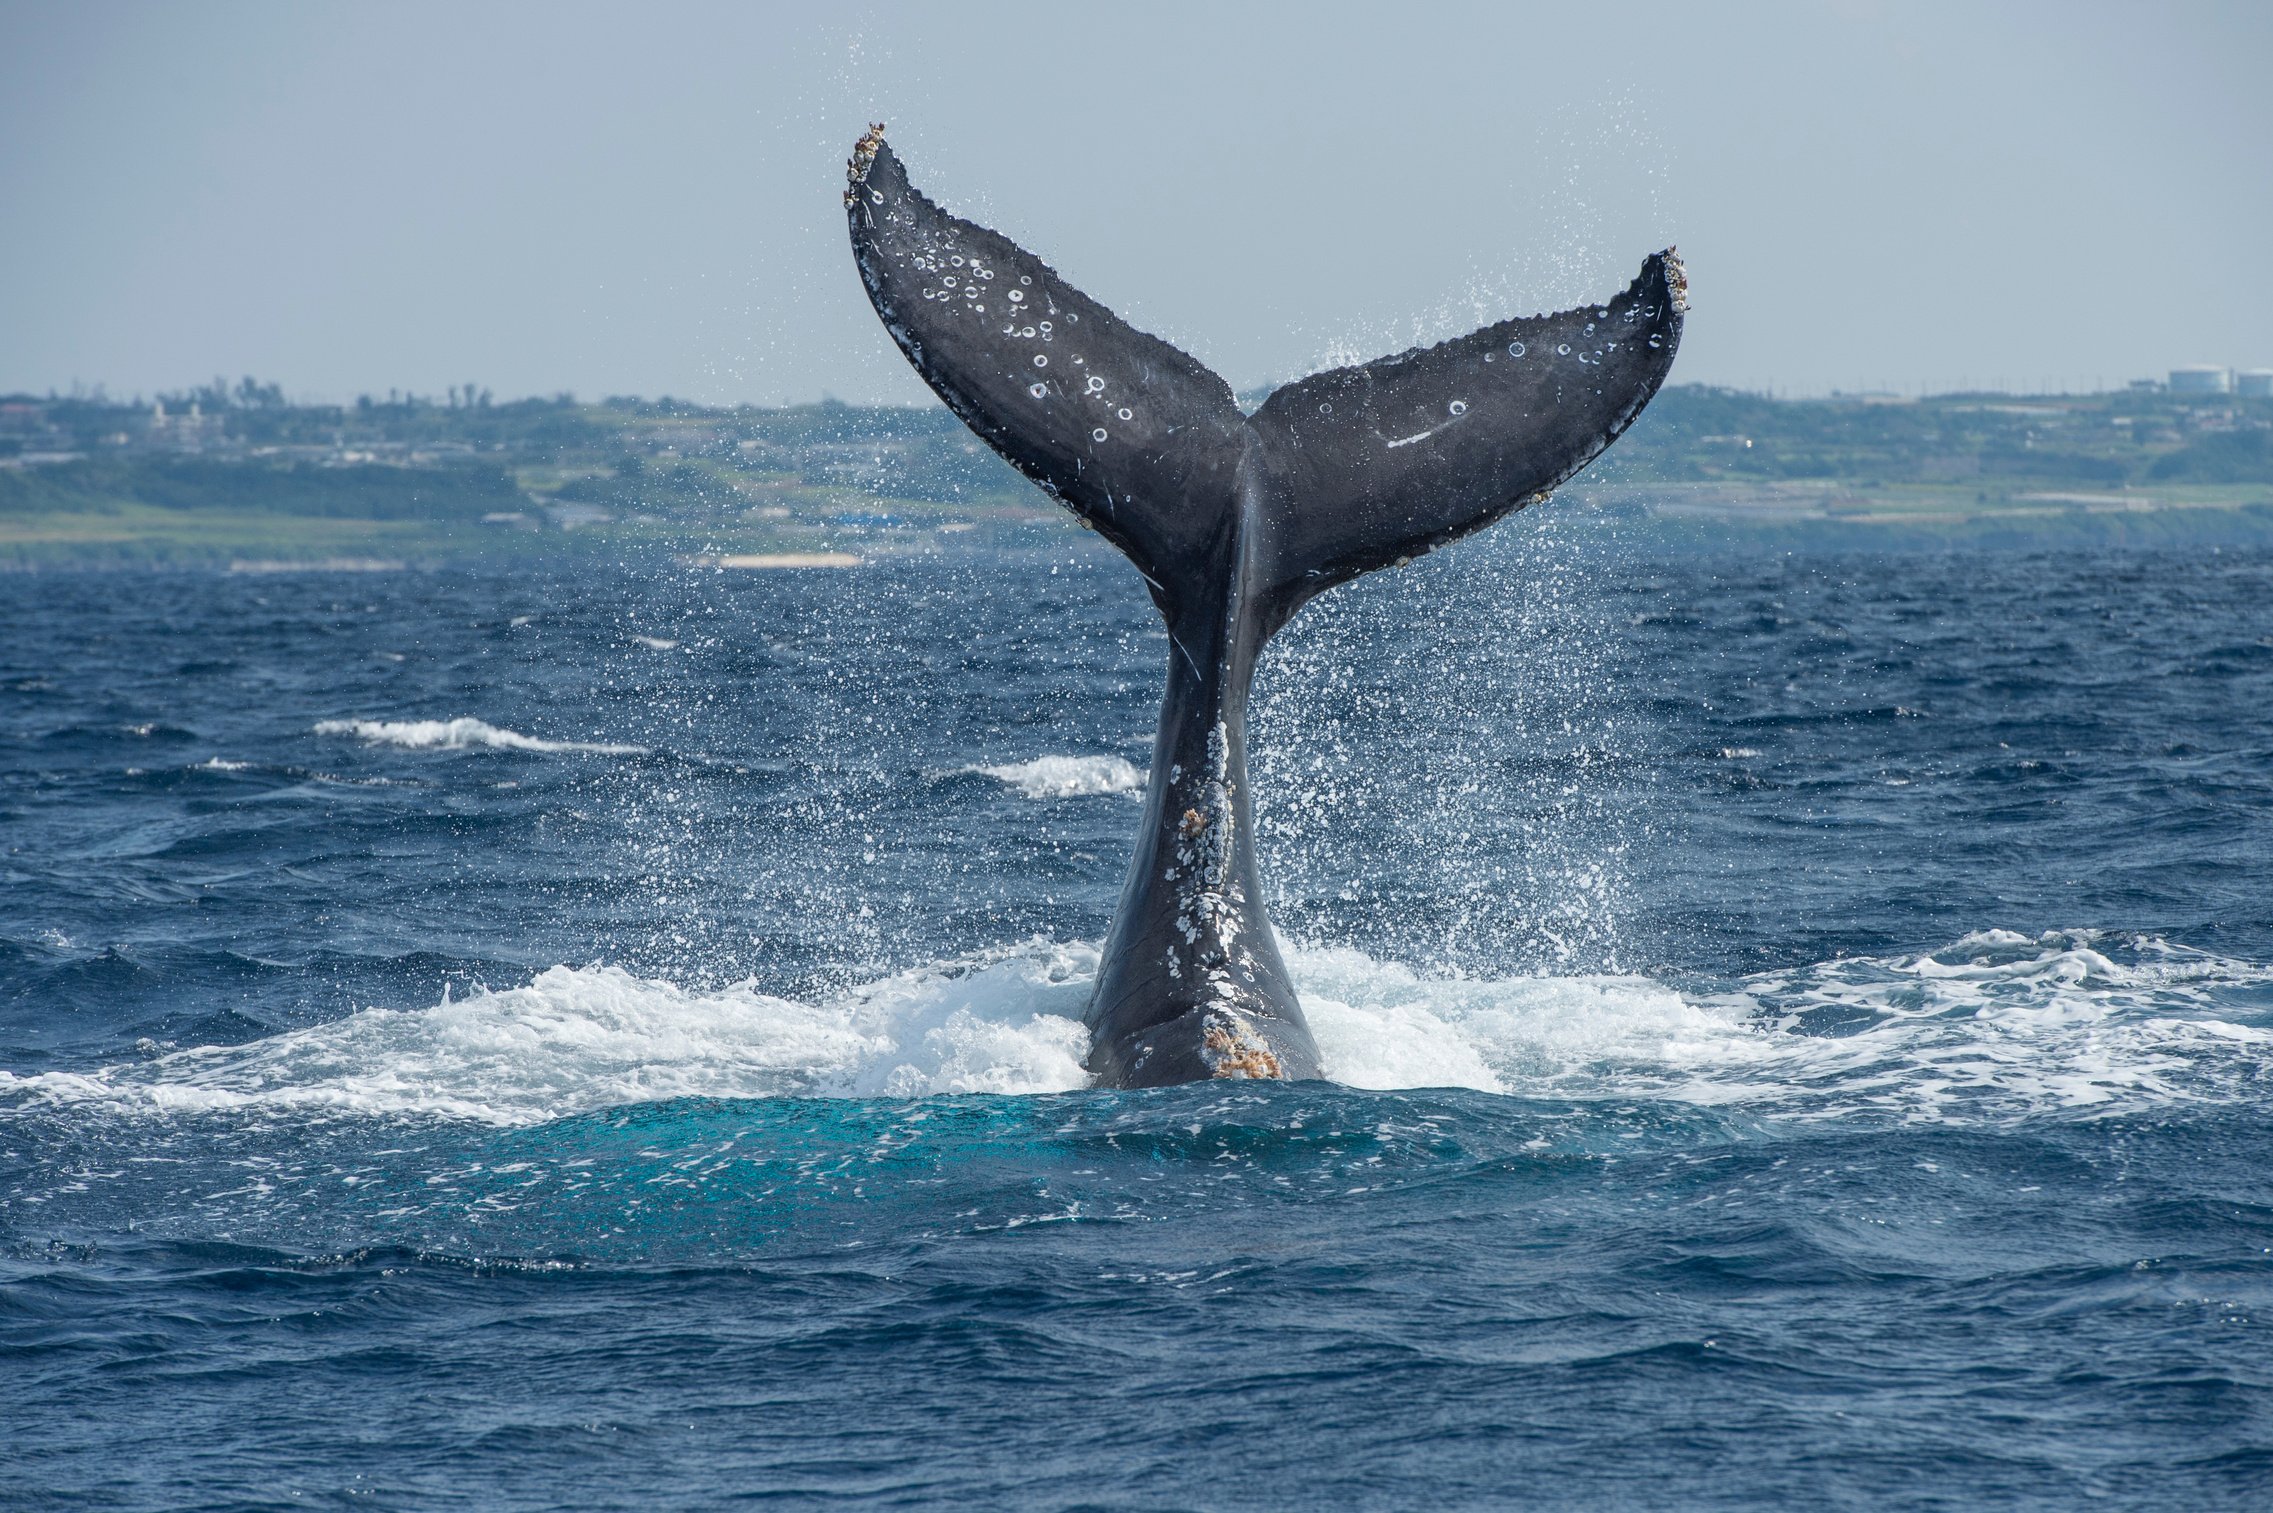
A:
[3, 0, 2267, 405]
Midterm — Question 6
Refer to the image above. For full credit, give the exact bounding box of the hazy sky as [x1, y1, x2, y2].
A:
[4, 1, 2268, 406]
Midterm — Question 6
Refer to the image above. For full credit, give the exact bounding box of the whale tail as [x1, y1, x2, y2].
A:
[846, 126, 1683, 1087]
[845, 125, 1686, 634]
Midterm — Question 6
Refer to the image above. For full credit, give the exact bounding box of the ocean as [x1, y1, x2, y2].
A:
[4, 524, 2270, 1509]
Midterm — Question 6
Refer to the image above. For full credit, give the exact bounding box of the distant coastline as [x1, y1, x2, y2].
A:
[4, 384, 2268, 567]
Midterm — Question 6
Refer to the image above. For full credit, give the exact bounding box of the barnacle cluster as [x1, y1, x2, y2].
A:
[842, 122, 887, 206]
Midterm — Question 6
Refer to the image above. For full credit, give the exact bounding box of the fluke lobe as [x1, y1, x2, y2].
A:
[845, 125, 1684, 1088]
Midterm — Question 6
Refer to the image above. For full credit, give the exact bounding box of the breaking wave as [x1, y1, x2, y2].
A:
[3, 930, 2262, 1129]
[314, 717, 648, 756]
[973, 754, 1146, 799]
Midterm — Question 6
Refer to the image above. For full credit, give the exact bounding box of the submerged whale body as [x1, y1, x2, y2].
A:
[845, 125, 1685, 1088]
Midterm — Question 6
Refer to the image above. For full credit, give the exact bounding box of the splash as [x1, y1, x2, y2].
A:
[4, 931, 2262, 1130]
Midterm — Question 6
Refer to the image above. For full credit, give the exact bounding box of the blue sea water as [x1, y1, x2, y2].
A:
[3, 527, 2271, 1510]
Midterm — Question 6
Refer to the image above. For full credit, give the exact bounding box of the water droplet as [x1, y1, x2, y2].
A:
[1093, 428, 1108, 442]
[1448, 400, 1468, 416]
[1647, 335, 1663, 348]
[1034, 355, 1048, 367]
[1030, 383, 1048, 399]
[1596, 308, 1610, 320]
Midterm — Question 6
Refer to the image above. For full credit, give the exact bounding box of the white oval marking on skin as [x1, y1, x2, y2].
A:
[1034, 355, 1048, 367]
[1093, 428, 1108, 442]
[1118, 408, 1131, 420]
[1030, 383, 1048, 399]
[1448, 400, 1468, 416]
[1008, 289, 1025, 303]
[1086, 376, 1105, 393]
[1509, 342, 1526, 357]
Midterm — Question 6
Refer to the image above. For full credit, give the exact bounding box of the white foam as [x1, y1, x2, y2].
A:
[1308, 929, 2273, 1121]
[631, 635, 680, 651]
[313, 718, 647, 756]
[974, 755, 1145, 799]
[0, 943, 1096, 1126]
[1298, 947, 1748, 1095]
[2, 930, 2262, 1129]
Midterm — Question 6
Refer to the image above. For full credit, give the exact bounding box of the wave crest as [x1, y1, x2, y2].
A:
[314, 718, 647, 756]
[973, 755, 1145, 799]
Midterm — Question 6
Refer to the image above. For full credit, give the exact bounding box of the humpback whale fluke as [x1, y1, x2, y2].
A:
[846, 124, 1685, 1088]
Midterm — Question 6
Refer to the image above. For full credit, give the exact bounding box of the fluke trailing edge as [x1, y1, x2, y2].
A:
[845, 125, 1685, 1089]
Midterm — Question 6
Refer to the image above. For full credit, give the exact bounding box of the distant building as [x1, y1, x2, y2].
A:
[2238, 369, 2273, 399]
[2168, 366, 2232, 395]
[148, 400, 230, 451]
